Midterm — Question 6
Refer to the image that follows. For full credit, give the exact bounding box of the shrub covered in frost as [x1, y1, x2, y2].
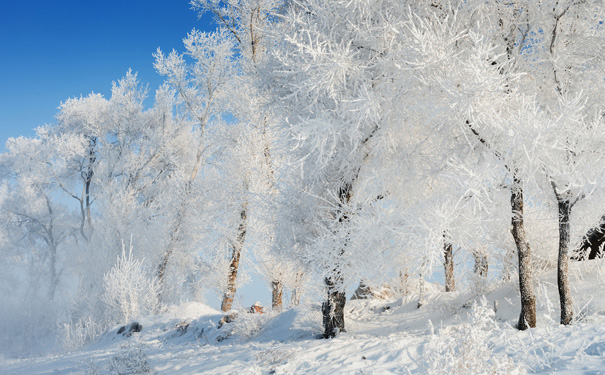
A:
[59, 315, 105, 352]
[109, 341, 154, 375]
[102, 241, 160, 324]
[421, 297, 525, 375]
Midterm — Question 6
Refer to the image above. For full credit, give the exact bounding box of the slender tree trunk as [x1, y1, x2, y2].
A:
[291, 272, 303, 306]
[271, 280, 283, 311]
[48, 242, 58, 301]
[399, 269, 409, 296]
[510, 178, 536, 330]
[221, 207, 248, 312]
[418, 274, 426, 308]
[83, 137, 96, 235]
[44, 195, 59, 301]
[85, 173, 93, 230]
[556, 196, 573, 325]
[473, 252, 489, 278]
[472, 251, 489, 293]
[443, 241, 455, 292]
[322, 276, 346, 338]
[156, 199, 188, 303]
[291, 287, 301, 306]
[156, 140, 206, 304]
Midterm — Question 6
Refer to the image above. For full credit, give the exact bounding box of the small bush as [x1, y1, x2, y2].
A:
[102, 241, 159, 323]
[421, 297, 525, 375]
[59, 315, 105, 352]
[109, 341, 155, 375]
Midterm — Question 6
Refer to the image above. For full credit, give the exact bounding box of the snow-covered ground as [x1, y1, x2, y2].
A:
[3, 260, 605, 374]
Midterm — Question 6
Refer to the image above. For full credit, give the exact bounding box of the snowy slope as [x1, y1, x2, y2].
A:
[2, 261, 605, 374]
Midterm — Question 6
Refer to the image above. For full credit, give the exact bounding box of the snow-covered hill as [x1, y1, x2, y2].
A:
[3, 260, 605, 374]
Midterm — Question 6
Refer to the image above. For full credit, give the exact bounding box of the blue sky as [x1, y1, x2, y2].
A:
[0, 0, 212, 144]
[0, 0, 274, 309]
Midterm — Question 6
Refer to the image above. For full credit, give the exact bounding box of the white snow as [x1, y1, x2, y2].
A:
[2, 260, 605, 374]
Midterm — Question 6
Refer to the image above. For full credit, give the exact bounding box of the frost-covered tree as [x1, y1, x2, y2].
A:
[511, 0, 605, 326]
[263, 0, 605, 335]
[154, 28, 243, 307]
[264, 0, 426, 337]
[403, 0, 605, 328]
[190, 0, 289, 312]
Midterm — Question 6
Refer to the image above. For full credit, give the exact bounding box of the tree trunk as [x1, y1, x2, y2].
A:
[473, 252, 488, 278]
[501, 247, 516, 282]
[418, 274, 426, 308]
[221, 207, 248, 312]
[156, 199, 188, 304]
[291, 272, 303, 306]
[48, 242, 58, 301]
[291, 287, 301, 306]
[556, 197, 573, 325]
[271, 279, 283, 311]
[572, 214, 605, 260]
[156, 141, 206, 305]
[510, 178, 536, 330]
[322, 276, 346, 338]
[398, 269, 409, 296]
[321, 179, 355, 338]
[443, 241, 455, 292]
[472, 251, 489, 293]
[83, 136, 96, 237]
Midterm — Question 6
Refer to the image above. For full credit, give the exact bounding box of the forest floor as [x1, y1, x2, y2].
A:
[2, 260, 605, 374]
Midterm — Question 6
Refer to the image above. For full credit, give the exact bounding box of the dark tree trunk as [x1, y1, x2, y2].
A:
[417, 274, 426, 308]
[510, 178, 536, 330]
[572, 214, 605, 261]
[221, 208, 248, 312]
[443, 241, 455, 292]
[322, 276, 346, 338]
[555, 194, 573, 325]
[271, 279, 283, 311]
[319, 126, 379, 338]
[322, 181, 353, 338]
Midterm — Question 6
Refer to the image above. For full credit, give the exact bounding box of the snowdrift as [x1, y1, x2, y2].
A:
[2, 261, 605, 374]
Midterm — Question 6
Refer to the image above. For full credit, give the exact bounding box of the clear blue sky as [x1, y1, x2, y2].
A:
[0, 0, 212, 144]
[0, 0, 273, 309]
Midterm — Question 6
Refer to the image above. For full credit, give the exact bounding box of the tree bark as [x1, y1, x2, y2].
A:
[291, 272, 303, 306]
[156, 198, 189, 303]
[398, 270, 409, 296]
[221, 207, 248, 312]
[510, 178, 536, 330]
[473, 252, 488, 278]
[156, 137, 206, 305]
[418, 274, 426, 308]
[572, 214, 605, 260]
[556, 194, 573, 325]
[321, 178, 356, 338]
[443, 241, 455, 292]
[83, 136, 96, 236]
[271, 279, 283, 311]
[322, 276, 346, 338]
